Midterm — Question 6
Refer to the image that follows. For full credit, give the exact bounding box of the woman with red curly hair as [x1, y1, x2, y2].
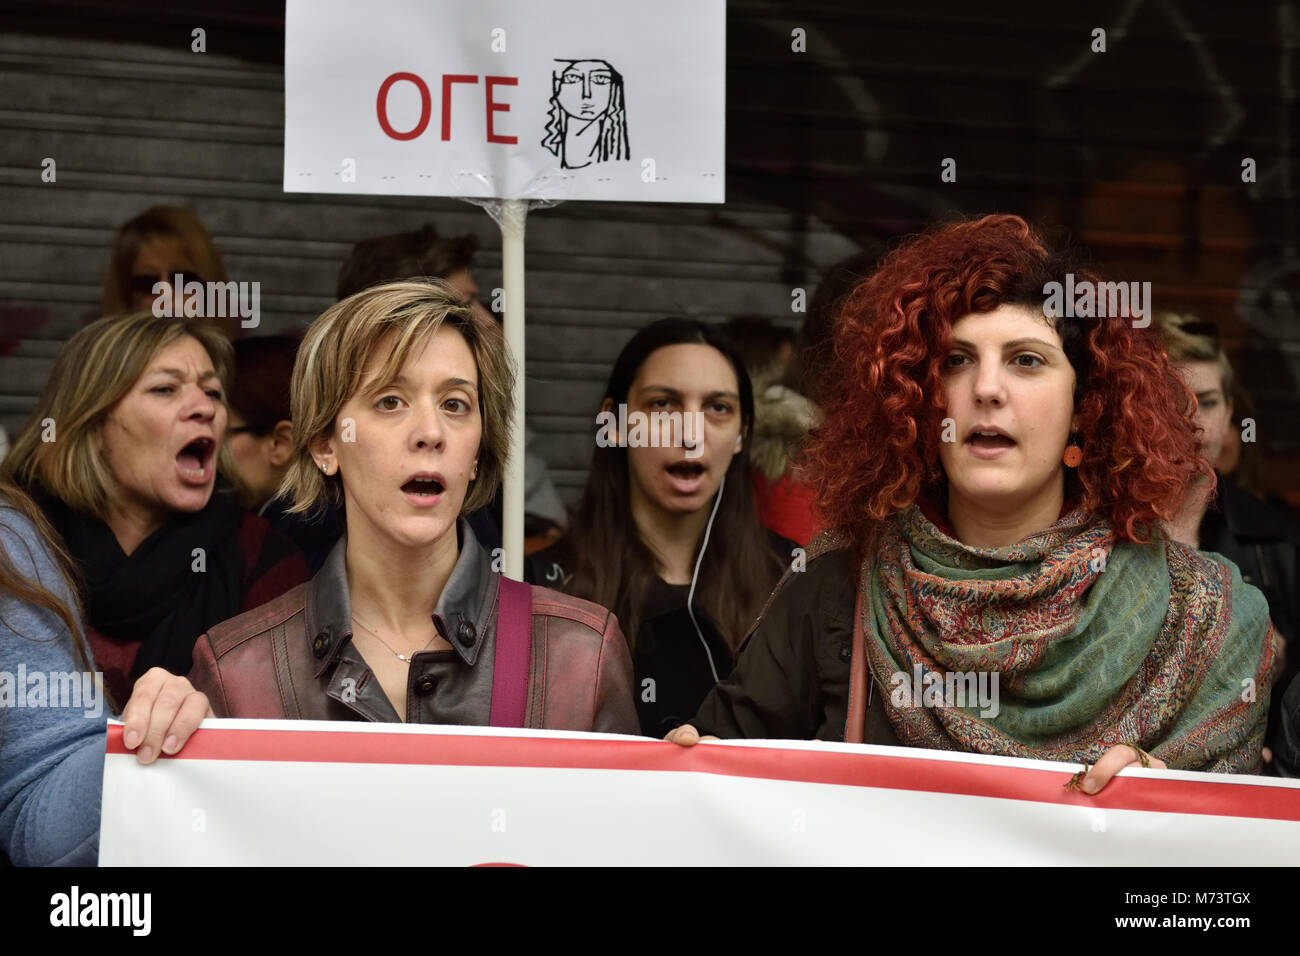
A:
[669, 214, 1278, 792]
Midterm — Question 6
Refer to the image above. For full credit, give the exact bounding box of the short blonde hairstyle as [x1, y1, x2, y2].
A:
[2, 313, 234, 520]
[281, 279, 514, 517]
[1155, 312, 1235, 399]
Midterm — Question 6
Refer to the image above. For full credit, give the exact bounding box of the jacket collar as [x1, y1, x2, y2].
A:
[303, 518, 498, 678]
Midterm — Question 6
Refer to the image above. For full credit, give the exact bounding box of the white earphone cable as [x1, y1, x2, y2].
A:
[686, 472, 725, 684]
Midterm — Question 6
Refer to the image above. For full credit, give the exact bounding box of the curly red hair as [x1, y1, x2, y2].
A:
[805, 214, 1207, 553]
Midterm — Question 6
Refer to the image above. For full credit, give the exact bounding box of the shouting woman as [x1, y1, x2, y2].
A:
[529, 319, 791, 736]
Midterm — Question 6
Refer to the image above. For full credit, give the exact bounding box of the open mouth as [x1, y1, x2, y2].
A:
[967, 429, 1013, 457]
[665, 461, 708, 494]
[402, 475, 445, 497]
[966, 429, 1016, 451]
[666, 462, 705, 480]
[176, 437, 214, 480]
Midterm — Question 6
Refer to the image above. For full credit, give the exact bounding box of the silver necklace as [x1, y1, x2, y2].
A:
[350, 613, 436, 663]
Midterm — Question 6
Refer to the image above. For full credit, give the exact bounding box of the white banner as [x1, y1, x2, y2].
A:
[98, 719, 1300, 866]
[284, 0, 726, 203]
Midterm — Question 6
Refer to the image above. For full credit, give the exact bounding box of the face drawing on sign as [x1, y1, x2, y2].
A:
[542, 59, 629, 169]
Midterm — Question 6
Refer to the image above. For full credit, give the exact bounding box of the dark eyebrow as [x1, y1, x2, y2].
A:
[637, 385, 740, 401]
[1194, 389, 1223, 400]
[951, 337, 1063, 354]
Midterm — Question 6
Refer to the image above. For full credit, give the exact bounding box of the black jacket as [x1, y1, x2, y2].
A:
[526, 529, 798, 737]
[1199, 476, 1300, 762]
[1274, 671, 1300, 777]
[691, 546, 900, 743]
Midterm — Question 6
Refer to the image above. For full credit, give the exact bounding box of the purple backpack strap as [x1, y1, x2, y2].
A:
[489, 576, 533, 728]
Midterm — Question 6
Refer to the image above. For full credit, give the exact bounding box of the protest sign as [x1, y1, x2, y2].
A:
[99, 720, 1300, 865]
[284, 0, 726, 203]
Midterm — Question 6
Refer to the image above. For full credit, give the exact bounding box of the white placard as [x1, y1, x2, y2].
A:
[99, 720, 1300, 866]
[284, 0, 726, 203]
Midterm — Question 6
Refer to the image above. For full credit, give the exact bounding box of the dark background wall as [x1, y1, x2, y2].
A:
[2, 0, 1297, 506]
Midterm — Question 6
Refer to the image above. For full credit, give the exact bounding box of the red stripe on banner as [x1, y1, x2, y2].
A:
[105, 725, 1300, 823]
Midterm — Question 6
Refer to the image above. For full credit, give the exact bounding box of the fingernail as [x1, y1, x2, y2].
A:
[137, 746, 154, 764]
[163, 735, 178, 754]
[124, 729, 140, 749]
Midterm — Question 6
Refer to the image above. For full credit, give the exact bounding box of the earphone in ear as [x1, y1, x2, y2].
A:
[733, 434, 744, 450]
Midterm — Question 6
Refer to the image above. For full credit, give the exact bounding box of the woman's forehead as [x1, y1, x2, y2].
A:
[633, 343, 737, 390]
[134, 236, 194, 268]
[950, 304, 1062, 343]
[1173, 360, 1224, 394]
[145, 334, 217, 372]
[359, 324, 477, 386]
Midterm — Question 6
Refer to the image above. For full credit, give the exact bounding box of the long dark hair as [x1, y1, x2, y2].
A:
[559, 319, 785, 653]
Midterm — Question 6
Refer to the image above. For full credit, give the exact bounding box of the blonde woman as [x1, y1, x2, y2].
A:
[168, 281, 637, 731]
[3, 313, 309, 705]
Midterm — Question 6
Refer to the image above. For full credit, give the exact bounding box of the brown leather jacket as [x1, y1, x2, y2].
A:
[188, 521, 640, 734]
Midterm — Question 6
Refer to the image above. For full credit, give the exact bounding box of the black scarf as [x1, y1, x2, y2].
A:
[40, 482, 246, 680]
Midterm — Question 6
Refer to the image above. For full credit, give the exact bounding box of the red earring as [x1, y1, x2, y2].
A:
[1063, 444, 1083, 468]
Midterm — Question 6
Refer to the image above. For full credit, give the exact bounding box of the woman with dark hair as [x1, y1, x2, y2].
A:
[0, 474, 210, 866]
[528, 318, 793, 737]
[669, 215, 1279, 793]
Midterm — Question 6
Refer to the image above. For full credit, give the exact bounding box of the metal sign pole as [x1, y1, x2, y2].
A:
[499, 197, 527, 579]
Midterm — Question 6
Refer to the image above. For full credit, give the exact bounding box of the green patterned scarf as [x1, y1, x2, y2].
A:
[858, 503, 1276, 773]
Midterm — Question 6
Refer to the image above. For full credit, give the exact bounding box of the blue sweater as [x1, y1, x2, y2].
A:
[0, 504, 110, 866]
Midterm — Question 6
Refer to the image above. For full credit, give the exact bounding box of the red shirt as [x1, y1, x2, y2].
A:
[752, 471, 824, 547]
